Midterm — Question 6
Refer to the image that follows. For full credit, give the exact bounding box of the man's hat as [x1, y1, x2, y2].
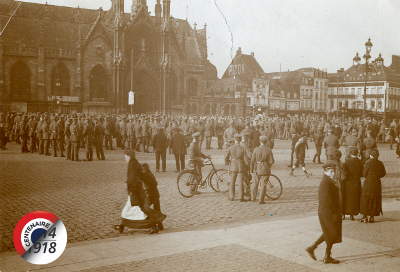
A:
[259, 136, 269, 143]
[242, 132, 250, 137]
[233, 134, 242, 139]
[322, 163, 336, 170]
[192, 132, 201, 138]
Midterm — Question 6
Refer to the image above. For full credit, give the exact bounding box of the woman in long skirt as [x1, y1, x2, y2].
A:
[342, 147, 363, 220]
[359, 149, 386, 223]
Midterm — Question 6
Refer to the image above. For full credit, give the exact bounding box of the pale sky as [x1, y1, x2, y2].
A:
[19, 0, 400, 77]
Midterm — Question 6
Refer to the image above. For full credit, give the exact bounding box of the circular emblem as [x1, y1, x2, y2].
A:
[13, 211, 68, 265]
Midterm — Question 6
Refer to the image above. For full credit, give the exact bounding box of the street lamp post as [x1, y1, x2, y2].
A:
[353, 38, 373, 120]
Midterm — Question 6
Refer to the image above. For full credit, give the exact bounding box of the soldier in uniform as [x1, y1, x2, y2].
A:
[215, 120, 225, 149]
[83, 119, 94, 161]
[19, 116, 29, 153]
[36, 115, 44, 154]
[225, 134, 250, 201]
[313, 126, 324, 164]
[306, 163, 342, 264]
[223, 122, 237, 150]
[64, 118, 72, 160]
[103, 116, 114, 150]
[188, 132, 209, 194]
[204, 120, 213, 149]
[134, 118, 142, 151]
[126, 117, 136, 151]
[141, 118, 150, 153]
[288, 132, 300, 167]
[41, 116, 51, 156]
[70, 118, 81, 161]
[28, 115, 37, 153]
[250, 136, 274, 204]
[290, 134, 311, 178]
[361, 131, 377, 161]
[49, 115, 59, 157]
[343, 129, 361, 159]
[94, 118, 105, 160]
[323, 129, 340, 162]
[57, 116, 65, 157]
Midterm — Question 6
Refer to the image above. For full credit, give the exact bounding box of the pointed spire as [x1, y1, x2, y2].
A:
[155, 0, 162, 26]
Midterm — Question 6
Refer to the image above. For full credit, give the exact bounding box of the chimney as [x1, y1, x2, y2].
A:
[251, 52, 254, 57]
[237, 47, 242, 56]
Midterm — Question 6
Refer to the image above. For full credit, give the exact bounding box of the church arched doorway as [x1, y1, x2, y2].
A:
[191, 103, 197, 115]
[10, 60, 31, 101]
[131, 72, 157, 113]
[204, 104, 210, 115]
[187, 78, 198, 97]
[186, 103, 191, 115]
[211, 104, 217, 115]
[224, 104, 230, 116]
[231, 104, 236, 116]
[90, 64, 107, 99]
[51, 62, 70, 96]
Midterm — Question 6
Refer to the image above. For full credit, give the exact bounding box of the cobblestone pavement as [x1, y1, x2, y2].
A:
[81, 244, 319, 272]
[1, 138, 399, 252]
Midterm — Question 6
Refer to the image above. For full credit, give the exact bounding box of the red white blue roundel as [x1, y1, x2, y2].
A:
[13, 211, 67, 265]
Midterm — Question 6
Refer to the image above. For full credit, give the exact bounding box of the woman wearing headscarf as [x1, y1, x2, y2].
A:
[342, 147, 363, 220]
[359, 149, 386, 223]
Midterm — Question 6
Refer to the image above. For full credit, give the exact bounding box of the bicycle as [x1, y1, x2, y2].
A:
[217, 172, 283, 200]
[177, 157, 230, 198]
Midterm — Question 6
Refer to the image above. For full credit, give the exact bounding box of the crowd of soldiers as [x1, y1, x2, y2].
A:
[1, 112, 399, 164]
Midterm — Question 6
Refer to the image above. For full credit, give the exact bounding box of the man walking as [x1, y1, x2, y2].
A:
[306, 163, 342, 264]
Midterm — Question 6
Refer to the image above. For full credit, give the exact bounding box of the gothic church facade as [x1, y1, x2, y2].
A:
[0, 0, 217, 114]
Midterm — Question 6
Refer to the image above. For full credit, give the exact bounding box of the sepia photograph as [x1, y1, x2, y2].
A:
[1, 0, 400, 271]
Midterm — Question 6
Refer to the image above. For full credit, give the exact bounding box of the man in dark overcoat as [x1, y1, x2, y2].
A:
[170, 128, 187, 173]
[360, 149, 386, 223]
[152, 127, 169, 172]
[306, 163, 342, 264]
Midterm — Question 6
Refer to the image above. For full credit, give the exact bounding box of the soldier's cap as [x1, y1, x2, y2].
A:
[259, 136, 269, 143]
[322, 163, 336, 170]
[233, 134, 242, 139]
[192, 132, 201, 138]
[242, 132, 250, 137]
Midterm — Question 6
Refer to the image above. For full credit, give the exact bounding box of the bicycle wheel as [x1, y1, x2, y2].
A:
[265, 174, 283, 200]
[216, 170, 231, 193]
[210, 169, 229, 192]
[177, 170, 197, 198]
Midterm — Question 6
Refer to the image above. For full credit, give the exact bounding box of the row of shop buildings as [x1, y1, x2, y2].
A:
[1, 0, 400, 122]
